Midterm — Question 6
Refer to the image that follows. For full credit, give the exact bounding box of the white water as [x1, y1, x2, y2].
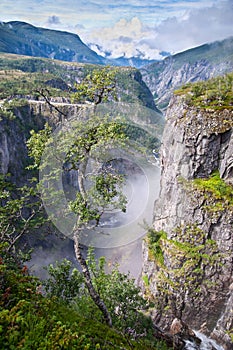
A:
[185, 331, 224, 350]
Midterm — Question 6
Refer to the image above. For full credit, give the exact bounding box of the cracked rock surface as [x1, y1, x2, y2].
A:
[141, 95, 233, 350]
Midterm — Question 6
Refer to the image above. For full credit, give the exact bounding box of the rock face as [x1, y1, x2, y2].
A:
[0, 101, 82, 184]
[141, 37, 233, 110]
[141, 95, 233, 349]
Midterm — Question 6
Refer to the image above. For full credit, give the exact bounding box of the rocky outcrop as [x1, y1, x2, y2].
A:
[141, 95, 233, 349]
[0, 100, 82, 184]
[141, 37, 233, 110]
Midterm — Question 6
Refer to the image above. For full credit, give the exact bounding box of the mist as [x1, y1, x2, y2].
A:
[28, 160, 161, 280]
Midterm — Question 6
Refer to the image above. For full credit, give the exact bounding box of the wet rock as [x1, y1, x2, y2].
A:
[171, 318, 201, 349]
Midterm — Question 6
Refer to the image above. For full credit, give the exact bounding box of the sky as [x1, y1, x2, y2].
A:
[0, 0, 233, 60]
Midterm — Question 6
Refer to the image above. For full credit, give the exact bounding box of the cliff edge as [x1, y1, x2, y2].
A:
[141, 74, 233, 349]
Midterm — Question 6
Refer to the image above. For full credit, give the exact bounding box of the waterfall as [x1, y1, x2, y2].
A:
[185, 331, 224, 350]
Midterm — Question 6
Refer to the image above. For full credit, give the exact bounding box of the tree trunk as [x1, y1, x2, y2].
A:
[78, 157, 88, 200]
[73, 233, 112, 327]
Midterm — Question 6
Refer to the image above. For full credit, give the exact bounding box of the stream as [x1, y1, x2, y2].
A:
[185, 331, 224, 350]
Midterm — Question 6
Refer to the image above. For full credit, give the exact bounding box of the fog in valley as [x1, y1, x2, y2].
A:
[28, 159, 161, 279]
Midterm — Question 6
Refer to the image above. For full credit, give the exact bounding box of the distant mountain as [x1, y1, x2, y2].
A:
[0, 21, 162, 69]
[141, 37, 233, 110]
[108, 56, 158, 69]
[0, 21, 105, 65]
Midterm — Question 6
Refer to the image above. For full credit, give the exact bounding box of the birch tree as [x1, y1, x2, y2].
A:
[27, 68, 128, 327]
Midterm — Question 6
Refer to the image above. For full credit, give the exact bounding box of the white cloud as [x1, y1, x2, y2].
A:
[0, 0, 232, 60]
[153, 0, 233, 53]
[82, 17, 164, 60]
[47, 15, 61, 25]
[82, 0, 233, 59]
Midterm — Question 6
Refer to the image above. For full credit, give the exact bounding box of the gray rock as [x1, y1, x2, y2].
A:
[141, 94, 233, 349]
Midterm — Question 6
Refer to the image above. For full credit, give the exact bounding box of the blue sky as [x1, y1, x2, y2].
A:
[1, 0, 233, 59]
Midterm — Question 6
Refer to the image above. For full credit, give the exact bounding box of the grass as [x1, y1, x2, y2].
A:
[0, 69, 74, 100]
[193, 170, 233, 205]
[174, 72, 233, 111]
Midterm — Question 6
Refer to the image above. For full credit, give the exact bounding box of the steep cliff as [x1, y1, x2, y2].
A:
[0, 98, 88, 185]
[141, 37, 233, 110]
[141, 76, 233, 349]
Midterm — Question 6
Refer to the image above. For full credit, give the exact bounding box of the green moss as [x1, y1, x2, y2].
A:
[147, 229, 167, 266]
[174, 72, 233, 111]
[142, 274, 150, 287]
[193, 171, 233, 204]
[228, 329, 233, 342]
[146, 224, 223, 317]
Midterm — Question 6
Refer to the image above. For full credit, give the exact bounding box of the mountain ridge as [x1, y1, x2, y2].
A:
[1, 20, 233, 75]
[0, 21, 105, 65]
[0, 21, 158, 68]
[141, 36, 233, 110]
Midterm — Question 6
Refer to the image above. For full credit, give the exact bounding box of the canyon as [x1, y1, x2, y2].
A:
[0, 32, 233, 348]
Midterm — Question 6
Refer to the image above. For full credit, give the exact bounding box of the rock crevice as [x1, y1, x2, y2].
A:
[141, 95, 233, 349]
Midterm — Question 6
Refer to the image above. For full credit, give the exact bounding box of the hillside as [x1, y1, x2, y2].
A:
[0, 52, 162, 112]
[0, 54, 170, 350]
[0, 53, 164, 185]
[0, 21, 105, 65]
[141, 36, 233, 110]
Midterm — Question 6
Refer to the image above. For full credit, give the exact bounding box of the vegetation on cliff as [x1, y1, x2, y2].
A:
[142, 69, 233, 349]
[175, 72, 233, 111]
[146, 223, 223, 320]
[0, 53, 160, 109]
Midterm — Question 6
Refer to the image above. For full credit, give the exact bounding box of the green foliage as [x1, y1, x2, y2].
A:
[0, 174, 44, 263]
[43, 259, 83, 302]
[193, 170, 233, 205]
[71, 66, 117, 105]
[146, 225, 223, 318]
[0, 254, 169, 349]
[147, 229, 167, 266]
[0, 100, 16, 120]
[27, 113, 128, 228]
[87, 249, 151, 333]
[175, 72, 233, 110]
[26, 123, 52, 169]
[44, 248, 153, 335]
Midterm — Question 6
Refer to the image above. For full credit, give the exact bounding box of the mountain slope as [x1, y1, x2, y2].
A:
[141, 36, 233, 110]
[0, 21, 105, 65]
[0, 21, 160, 69]
[0, 53, 163, 182]
[0, 52, 162, 114]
